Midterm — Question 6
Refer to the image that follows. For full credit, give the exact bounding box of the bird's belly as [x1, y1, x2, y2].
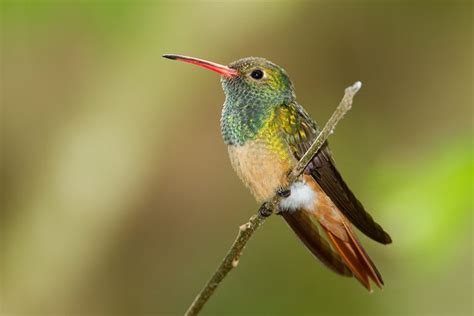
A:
[228, 141, 294, 203]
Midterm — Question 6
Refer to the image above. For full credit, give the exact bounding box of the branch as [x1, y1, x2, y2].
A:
[184, 81, 363, 316]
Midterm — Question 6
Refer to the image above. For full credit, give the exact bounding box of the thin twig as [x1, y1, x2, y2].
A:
[185, 81, 362, 316]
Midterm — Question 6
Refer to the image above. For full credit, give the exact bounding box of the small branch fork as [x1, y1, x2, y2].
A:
[185, 82, 362, 316]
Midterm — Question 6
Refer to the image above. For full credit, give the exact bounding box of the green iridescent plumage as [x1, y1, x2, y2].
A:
[220, 58, 322, 166]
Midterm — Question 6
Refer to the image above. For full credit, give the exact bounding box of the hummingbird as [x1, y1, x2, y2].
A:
[163, 54, 392, 291]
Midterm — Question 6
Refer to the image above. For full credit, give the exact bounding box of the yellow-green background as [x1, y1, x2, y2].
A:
[1, 1, 472, 315]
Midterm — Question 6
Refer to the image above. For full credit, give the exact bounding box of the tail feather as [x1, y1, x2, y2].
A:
[343, 221, 384, 288]
[282, 209, 353, 277]
[323, 223, 384, 291]
[325, 229, 371, 291]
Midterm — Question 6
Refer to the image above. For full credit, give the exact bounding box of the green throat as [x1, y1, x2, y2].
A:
[220, 76, 294, 146]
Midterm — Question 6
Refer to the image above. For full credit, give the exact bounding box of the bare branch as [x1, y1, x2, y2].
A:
[184, 81, 362, 316]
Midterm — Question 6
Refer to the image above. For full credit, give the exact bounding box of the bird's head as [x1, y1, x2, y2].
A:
[163, 54, 295, 106]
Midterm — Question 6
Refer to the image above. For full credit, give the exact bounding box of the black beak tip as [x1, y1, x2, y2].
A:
[163, 54, 178, 60]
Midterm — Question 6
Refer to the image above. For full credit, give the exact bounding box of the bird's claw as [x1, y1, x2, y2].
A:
[258, 202, 273, 217]
[277, 186, 291, 198]
[258, 186, 291, 217]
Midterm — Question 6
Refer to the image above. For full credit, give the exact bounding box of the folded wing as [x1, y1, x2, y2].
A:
[277, 102, 392, 244]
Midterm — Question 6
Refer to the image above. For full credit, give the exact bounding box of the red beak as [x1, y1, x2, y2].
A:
[163, 54, 238, 77]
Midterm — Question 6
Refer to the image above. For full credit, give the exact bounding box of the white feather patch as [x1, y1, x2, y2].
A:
[280, 181, 317, 211]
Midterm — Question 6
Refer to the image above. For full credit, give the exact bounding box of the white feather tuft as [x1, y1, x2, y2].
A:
[280, 181, 316, 212]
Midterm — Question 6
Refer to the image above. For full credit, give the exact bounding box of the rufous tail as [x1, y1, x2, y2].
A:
[282, 210, 353, 277]
[323, 221, 384, 291]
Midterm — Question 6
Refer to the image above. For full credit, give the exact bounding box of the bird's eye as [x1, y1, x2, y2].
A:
[250, 69, 264, 80]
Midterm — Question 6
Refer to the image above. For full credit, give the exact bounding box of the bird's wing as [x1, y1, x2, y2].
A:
[277, 101, 392, 244]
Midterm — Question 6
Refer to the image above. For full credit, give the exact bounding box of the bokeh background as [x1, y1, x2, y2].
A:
[1, 1, 472, 315]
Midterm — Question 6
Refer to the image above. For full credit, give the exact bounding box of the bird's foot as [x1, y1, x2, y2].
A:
[275, 186, 291, 216]
[258, 186, 291, 217]
[276, 186, 291, 198]
[258, 202, 273, 217]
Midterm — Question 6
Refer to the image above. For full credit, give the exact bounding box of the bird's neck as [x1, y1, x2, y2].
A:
[220, 97, 277, 146]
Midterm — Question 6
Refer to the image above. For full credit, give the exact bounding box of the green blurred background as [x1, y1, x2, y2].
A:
[1, 1, 472, 315]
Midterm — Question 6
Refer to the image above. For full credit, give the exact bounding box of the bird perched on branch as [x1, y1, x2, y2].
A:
[163, 54, 392, 291]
